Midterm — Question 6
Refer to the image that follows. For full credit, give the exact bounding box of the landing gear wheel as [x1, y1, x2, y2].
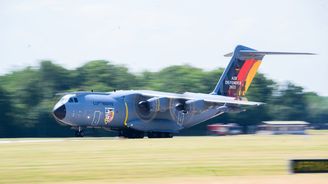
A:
[167, 133, 173, 138]
[120, 129, 145, 139]
[147, 132, 173, 138]
[74, 127, 84, 137]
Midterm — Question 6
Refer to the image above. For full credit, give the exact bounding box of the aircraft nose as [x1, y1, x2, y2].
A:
[53, 104, 66, 120]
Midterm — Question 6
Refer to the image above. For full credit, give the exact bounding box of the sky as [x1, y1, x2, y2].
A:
[0, 0, 327, 95]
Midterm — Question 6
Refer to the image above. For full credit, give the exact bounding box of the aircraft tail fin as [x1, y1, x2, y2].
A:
[211, 45, 315, 98]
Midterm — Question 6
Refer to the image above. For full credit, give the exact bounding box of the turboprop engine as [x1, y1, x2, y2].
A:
[136, 97, 170, 120]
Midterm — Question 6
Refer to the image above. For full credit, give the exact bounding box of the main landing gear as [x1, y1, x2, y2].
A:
[147, 132, 173, 138]
[119, 129, 145, 139]
[119, 129, 173, 139]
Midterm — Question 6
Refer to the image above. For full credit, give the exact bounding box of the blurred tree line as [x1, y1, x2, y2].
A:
[0, 60, 327, 137]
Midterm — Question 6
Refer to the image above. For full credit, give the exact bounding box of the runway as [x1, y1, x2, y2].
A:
[0, 137, 124, 144]
[0, 139, 66, 144]
[0, 135, 327, 184]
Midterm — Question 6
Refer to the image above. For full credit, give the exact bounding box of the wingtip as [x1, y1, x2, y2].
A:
[224, 52, 233, 57]
[258, 102, 266, 106]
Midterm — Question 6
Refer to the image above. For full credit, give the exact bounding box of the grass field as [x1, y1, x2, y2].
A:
[0, 134, 327, 184]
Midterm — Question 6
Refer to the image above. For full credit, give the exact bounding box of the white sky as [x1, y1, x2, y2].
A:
[0, 0, 327, 95]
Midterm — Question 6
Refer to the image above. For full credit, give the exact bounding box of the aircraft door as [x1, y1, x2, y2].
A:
[91, 111, 101, 125]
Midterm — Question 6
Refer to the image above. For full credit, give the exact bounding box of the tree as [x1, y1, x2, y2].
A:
[144, 65, 208, 93]
[39, 60, 73, 94]
[269, 82, 308, 120]
[304, 92, 328, 127]
[0, 87, 13, 137]
[0, 60, 327, 137]
[75, 60, 138, 91]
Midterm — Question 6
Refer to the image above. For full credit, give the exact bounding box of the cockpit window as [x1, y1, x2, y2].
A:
[68, 97, 78, 103]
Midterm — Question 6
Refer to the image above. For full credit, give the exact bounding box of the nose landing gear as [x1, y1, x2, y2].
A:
[74, 127, 84, 137]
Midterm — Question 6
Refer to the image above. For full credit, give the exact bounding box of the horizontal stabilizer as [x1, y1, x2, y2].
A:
[224, 50, 316, 58]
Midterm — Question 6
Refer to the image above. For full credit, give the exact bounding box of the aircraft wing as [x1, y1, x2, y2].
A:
[137, 90, 264, 106]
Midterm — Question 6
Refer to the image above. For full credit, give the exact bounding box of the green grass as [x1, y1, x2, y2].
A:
[0, 135, 327, 184]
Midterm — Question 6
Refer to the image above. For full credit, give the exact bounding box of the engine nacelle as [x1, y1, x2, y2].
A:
[148, 97, 170, 112]
[185, 99, 205, 113]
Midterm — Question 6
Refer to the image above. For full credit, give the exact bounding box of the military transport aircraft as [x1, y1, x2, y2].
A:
[52, 45, 314, 138]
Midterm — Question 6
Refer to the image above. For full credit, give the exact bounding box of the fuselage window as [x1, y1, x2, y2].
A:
[68, 98, 73, 103]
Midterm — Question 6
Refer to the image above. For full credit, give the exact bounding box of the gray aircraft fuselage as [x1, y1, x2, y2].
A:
[53, 90, 226, 137]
